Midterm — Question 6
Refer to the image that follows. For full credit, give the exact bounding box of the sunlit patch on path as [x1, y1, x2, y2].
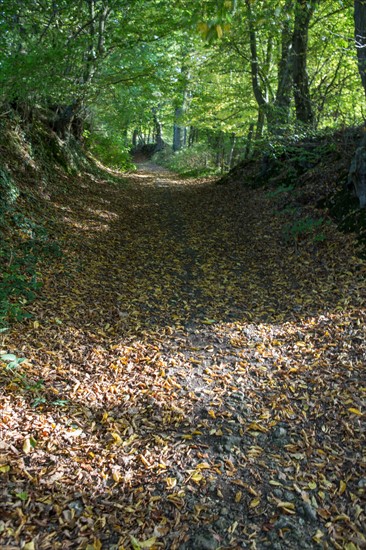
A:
[1, 164, 365, 549]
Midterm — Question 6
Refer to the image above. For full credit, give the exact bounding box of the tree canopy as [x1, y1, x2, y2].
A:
[0, 0, 364, 162]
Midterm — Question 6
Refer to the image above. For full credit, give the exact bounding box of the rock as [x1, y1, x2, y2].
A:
[274, 516, 295, 530]
[358, 478, 366, 488]
[300, 501, 317, 522]
[215, 517, 227, 530]
[348, 137, 366, 208]
[274, 426, 287, 439]
[223, 436, 241, 452]
[230, 391, 246, 402]
[186, 529, 219, 550]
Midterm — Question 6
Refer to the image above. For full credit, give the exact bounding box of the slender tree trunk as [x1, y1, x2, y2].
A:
[153, 112, 164, 151]
[273, 0, 294, 129]
[292, 0, 318, 125]
[188, 126, 198, 146]
[255, 109, 265, 139]
[245, 0, 267, 118]
[355, 0, 366, 96]
[132, 129, 138, 148]
[347, 1, 366, 208]
[173, 107, 184, 151]
[228, 133, 236, 169]
[244, 123, 254, 159]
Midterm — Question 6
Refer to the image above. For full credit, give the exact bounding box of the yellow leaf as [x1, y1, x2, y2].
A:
[196, 462, 211, 469]
[111, 432, 122, 445]
[338, 480, 347, 495]
[191, 472, 203, 483]
[122, 433, 138, 446]
[208, 409, 216, 418]
[165, 477, 177, 489]
[33, 321, 40, 329]
[277, 501, 296, 514]
[312, 530, 324, 543]
[139, 454, 150, 467]
[247, 422, 267, 433]
[235, 491, 242, 503]
[197, 22, 209, 34]
[348, 407, 363, 416]
[23, 542, 35, 550]
[216, 24, 223, 38]
[139, 538, 157, 548]
[112, 471, 121, 483]
[0, 465, 10, 473]
[23, 437, 32, 454]
[249, 497, 261, 508]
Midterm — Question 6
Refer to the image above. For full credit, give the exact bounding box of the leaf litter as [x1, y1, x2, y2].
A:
[0, 164, 365, 549]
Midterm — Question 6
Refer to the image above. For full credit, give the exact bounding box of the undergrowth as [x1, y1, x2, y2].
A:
[85, 130, 135, 172]
[0, 208, 61, 333]
[153, 143, 219, 177]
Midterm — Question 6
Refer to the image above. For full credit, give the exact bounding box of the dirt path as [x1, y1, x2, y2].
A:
[1, 164, 365, 549]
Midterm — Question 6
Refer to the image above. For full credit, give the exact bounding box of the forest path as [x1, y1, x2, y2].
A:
[1, 163, 365, 550]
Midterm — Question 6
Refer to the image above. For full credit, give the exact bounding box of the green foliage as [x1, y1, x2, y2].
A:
[0, 211, 61, 332]
[266, 184, 295, 198]
[0, 353, 26, 370]
[87, 132, 135, 172]
[0, 245, 41, 330]
[284, 216, 326, 244]
[153, 143, 218, 177]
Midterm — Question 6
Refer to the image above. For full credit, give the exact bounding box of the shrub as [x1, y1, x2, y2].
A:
[87, 131, 135, 171]
[153, 143, 218, 176]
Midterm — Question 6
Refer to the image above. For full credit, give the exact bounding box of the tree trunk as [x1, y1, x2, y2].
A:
[132, 129, 138, 148]
[53, 101, 82, 139]
[347, 2, 366, 208]
[173, 107, 184, 151]
[244, 123, 254, 159]
[292, 0, 318, 125]
[245, 0, 267, 118]
[355, 0, 366, 96]
[153, 112, 164, 151]
[273, 0, 294, 130]
[228, 133, 236, 170]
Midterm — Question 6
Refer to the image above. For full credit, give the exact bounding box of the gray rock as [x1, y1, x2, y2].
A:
[215, 517, 227, 530]
[186, 529, 219, 550]
[348, 138, 366, 208]
[274, 516, 296, 530]
[300, 501, 317, 522]
[223, 435, 241, 452]
[358, 478, 366, 488]
[274, 427, 287, 439]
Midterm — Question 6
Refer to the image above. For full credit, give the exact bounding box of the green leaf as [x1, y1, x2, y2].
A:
[16, 491, 29, 501]
[0, 353, 17, 361]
